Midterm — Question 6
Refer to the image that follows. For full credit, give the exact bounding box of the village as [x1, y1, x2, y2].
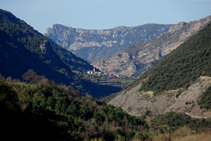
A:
[87, 68, 137, 79]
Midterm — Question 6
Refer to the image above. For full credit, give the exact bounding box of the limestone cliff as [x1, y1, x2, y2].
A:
[92, 15, 211, 77]
[44, 24, 173, 61]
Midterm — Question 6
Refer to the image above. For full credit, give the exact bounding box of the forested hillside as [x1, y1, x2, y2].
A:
[0, 9, 93, 73]
[0, 9, 123, 98]
[0, 19, 76, 84]
[137, 23, 211, 94]
[0, 72, 148, 141]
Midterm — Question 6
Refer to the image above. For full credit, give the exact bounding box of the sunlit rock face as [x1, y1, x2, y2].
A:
[92, 15, 211, 77]
[44, 24, 173, 61]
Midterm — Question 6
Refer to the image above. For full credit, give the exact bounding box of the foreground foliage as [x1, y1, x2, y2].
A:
[0, 72, 148, 140]
[0, 80, 81, 140]
[2, 72, 211, 140]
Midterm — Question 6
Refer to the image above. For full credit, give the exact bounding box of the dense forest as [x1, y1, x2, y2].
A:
[0, 70, 150, 141]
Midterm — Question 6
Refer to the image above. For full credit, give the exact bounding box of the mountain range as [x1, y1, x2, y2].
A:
[92, 15, 211, 77]
[108, 22, 211, 119]
[44, 23, 173, 61]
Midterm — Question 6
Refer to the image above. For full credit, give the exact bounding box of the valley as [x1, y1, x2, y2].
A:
[1, 8, 211, 141]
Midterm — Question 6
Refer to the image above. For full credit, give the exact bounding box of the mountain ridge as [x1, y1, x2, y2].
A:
[92, 15, 211, 77]
[44, 23, 173, 61]
[0, 9, 41, 36]
[1, 9, 93, 73]
[0, 18, 76, 84]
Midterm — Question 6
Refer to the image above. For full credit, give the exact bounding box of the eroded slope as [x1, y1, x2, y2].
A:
[109, 76, 211, 118]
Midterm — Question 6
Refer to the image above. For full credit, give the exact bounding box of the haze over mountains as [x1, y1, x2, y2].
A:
[92, 15, 211, 77]
[44, 24, 173, 61]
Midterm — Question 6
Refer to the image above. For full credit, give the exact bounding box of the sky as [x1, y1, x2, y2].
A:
[1, 0, 211, 34]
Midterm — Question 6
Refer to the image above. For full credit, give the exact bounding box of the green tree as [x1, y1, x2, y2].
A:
[55, 99, 62, 113]
[22, 69, 44, 84]
[47, 96, 56, 109]
[137, 133, 145, 141]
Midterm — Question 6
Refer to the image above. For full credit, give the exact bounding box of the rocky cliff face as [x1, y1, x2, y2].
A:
[44, 24, 173, 61]
[92, 15, 211, 77]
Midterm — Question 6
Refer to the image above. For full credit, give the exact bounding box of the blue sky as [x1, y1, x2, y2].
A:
[1, 0, 211, 33]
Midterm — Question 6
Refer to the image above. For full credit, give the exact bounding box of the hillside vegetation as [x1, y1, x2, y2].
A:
[0, 72, 149, 141]
[2, 72, 211, 140]
[0, 18, 79, 85]
[0, 9, 93, 73]
[0, 9, 124, 98]
[198, 86, 211, 110]
[132, 23, 211, 94]
[108, 21, 211, 123]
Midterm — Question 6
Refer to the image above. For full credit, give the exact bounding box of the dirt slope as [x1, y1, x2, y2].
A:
[109, 76, 211, 118]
